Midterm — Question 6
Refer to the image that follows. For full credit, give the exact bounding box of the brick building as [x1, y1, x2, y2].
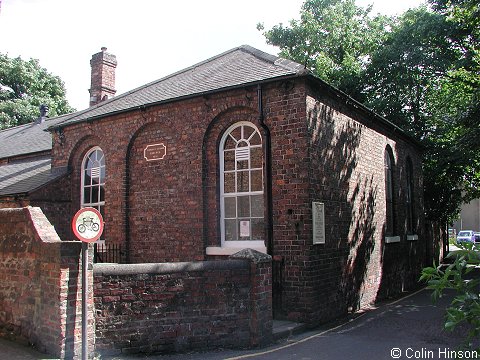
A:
[0, 45, 427, 326]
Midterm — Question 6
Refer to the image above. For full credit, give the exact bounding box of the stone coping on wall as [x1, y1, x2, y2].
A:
[94, 259, 249, 276]
[229, 248, 272, 264]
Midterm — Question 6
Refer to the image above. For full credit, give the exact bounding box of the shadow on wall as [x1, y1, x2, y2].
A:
[307, 98, 379, 319]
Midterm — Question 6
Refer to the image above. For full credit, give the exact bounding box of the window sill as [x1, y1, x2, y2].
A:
[385, 236, 401, 243]
[206, 245, 267, 256]
[407, 234, 419, 241]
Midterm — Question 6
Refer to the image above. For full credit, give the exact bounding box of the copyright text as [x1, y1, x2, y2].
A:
[390, 347, 479, 359]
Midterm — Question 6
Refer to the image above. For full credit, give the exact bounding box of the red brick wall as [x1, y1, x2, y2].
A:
[0, 207, 93, 359]
[52, 87, 262, 263]
[93, 249, 272, 356]
[48, 77, 426, 327]
[29, 173, 73, 240]
[279, 80, 426, 324]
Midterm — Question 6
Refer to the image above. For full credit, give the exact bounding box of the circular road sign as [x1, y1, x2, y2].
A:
[72, 208, 104, 243]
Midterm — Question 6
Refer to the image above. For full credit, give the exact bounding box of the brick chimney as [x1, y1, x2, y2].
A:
[89, 47, 117, 107]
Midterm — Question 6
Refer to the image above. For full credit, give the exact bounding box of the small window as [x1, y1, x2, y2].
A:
[385, 146, 395, 236]
[220, 122, 264, 247]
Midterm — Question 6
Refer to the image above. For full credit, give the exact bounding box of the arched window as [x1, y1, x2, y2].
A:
[385, 147, 395, 236]
[220, 122, 264, 247]
[81, 147, 105, 219]
[405, 157, 415, 234]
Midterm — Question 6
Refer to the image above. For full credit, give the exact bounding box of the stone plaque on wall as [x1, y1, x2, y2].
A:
[144, 143, 167, 161]
[312, 202, 325, 244]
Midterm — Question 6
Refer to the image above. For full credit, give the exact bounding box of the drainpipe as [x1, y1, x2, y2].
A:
[257, 84, 274, 256]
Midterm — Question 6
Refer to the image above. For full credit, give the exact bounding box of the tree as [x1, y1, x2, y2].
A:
[257, 0, 392, 101]
[259, 0, 480, 223]
[0, 53, 75, 129]
[363, 7, 460, 139]
[362, 4, 478, 222]
[423, 0, 480, 221]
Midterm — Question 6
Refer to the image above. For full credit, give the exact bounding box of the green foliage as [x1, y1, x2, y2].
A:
[0, 53, 75, 129]
[364, 7, 460, 138]
[420, 242, 480, 348]
[258, 0, 392, 100]
[259, 0, 480, 223]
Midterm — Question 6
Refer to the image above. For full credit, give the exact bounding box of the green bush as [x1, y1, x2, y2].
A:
[420, 242, 480, 350]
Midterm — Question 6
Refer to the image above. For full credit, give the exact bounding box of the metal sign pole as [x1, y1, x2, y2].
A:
[72, 207, 103, 360]
[82, 241, 88, 360]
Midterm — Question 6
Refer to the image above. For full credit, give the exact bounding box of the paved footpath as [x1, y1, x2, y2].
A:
[0, 288, 475, 360]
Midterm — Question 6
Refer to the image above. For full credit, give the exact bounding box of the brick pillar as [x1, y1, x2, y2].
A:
[0, 207, 94, 359]
[230, 249, 273, 347]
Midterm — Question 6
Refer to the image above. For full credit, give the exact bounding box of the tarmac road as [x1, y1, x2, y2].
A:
[0, 287, 476, 360]
[140, 288, 474, 360]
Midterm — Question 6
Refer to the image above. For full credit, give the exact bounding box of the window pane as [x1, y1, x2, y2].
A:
[224, 173, 235, 193]
[386, 171, 393, 200]
[83, 187, 91, 204]
[224, 197, 236, 218]
[225, 219, 237, 241]
[251, 195, 264, 217]
[249, 132, 261, 145]
[251, 170, 263, 191]
[237, 159, 249, 170]
[244, 125, 254, 140]
[251, 219, 264, 240]
[237, 196, 250, 217]
[250, 147, 262, 168]
[224, 150, 235, 171]
[237, 171, 249, 192]
[100, 185, 105, 202]
[91, 186, 99, 204]
[86, 156, 94, 171]
[231, 127, 241, 141]
[224, 135, 236, 150]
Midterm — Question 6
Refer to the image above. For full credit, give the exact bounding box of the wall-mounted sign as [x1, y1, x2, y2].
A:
[144, 143, 167, 161]
[312, 202, 325, 244]
[72, 207, 104, 243]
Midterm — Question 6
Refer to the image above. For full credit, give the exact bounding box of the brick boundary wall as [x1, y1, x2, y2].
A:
[93, 249, 272, 356]
[0, 206, 94, 359]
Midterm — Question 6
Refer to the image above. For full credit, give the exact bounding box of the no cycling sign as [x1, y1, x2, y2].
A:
[72, 207, 104, 360]
[72, 207, 104, 243]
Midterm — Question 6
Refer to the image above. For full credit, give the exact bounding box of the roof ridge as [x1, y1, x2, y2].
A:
[238, 45, 308, 74]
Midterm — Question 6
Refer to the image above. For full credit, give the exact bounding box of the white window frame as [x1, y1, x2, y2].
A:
[219, 122, 265, 250]
[80, 146, 106, 242]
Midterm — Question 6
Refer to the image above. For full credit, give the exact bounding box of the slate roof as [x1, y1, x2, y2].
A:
[0, 156, 68, 196]
[50, 45, 308, 129]
[1, 45, 305, 196]
[0, 44, 416, 196]
[0, 114, 70, 160]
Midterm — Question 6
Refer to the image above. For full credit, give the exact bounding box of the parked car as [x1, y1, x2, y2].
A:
[475, 232, 480, 243]
[457, 230, 476, 243]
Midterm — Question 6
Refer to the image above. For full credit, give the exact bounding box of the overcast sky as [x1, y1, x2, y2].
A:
[0, 0, 424, 111]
